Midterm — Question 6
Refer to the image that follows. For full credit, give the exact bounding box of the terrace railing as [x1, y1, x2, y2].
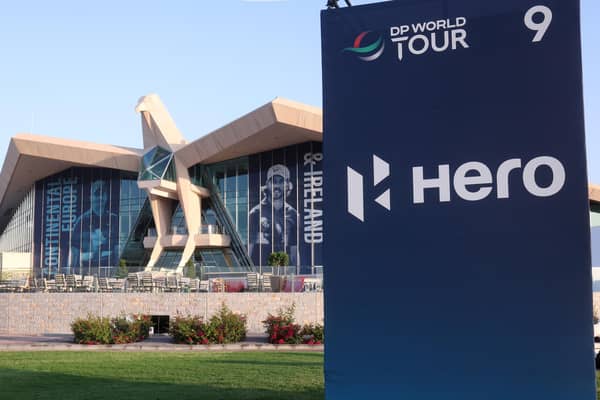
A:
[0, 271, 323, 294]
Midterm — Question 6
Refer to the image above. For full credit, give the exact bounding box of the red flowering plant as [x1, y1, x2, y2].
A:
[299, 323, 324, 345]
[169, 315, 209, 345]
[205, 303, 247, 344]
[262, 304, 302, 345]
[169, 303, 247, 345]
[111, 314, 153, 344]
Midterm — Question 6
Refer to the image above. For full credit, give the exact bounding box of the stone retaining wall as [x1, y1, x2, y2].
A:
[0, 293, 323, 335]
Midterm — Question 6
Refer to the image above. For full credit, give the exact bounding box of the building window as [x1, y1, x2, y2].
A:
[194, 157, 250, 245]
[154, 249, 183, 270]
[170, 202, 188, 235]
[139, 146, 176, 182]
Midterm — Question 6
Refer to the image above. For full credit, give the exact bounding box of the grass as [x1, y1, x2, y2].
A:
[0, 352, 324, 400]
[2, 352, 597, 399]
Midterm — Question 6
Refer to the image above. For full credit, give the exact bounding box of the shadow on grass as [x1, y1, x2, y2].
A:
[214, 360, 324, 368]
[213, 354, 323, 368]
[0, 368, 324, 400]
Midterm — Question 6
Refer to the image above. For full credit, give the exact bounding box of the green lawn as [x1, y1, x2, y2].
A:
[0, 352, 324, 400]
[1, 352, 597, 399]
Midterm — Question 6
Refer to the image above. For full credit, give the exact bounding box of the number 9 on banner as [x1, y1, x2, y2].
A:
[525, 5, 553, 42]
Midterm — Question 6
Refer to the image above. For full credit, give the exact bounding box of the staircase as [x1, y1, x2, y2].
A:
[201, 168, 254, 270]
[120, 199, 153, 267]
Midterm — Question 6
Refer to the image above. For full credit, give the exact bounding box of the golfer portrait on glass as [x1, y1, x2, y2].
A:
[70, 179, 118, 271]
[249, 164, 298, 266]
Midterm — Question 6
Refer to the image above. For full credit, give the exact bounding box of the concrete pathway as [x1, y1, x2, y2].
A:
[0, 334, 324, 352]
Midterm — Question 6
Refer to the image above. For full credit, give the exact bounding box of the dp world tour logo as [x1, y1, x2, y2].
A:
[344, 31, 385, 62]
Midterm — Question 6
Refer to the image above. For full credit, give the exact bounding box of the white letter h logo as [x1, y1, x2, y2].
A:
[347, 154, 391, 222]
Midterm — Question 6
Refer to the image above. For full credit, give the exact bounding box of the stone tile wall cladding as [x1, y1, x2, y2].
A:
[594, 293, 600, 315]
[0, 293, 324, 335]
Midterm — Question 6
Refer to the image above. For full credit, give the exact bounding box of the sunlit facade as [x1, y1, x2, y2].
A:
[0, 94, 322, 278]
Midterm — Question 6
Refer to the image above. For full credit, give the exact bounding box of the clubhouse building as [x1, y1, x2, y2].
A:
[0, 95, 321, 279]
[0, 94, 597, 279]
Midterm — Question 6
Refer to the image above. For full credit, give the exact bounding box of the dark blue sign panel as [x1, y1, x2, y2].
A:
[322, 1, 594, 398]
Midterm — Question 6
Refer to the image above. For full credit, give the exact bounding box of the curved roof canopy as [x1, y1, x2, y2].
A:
[174, 97, 322, 167]
[0, 134, 142, 229]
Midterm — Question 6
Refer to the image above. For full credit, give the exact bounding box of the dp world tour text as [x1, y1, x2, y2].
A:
[390, 17, 469, 61]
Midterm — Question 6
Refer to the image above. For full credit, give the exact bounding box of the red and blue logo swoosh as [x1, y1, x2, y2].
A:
[344, 31, 385, 61]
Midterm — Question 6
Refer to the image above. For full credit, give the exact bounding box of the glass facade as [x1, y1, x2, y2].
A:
[139, 146, 176, 181]
[188, 164, 205, 187]
[33, 168, 120, 277]
[119, 199, 153, 268]
[248, 142, 323, 273]
[200, 198, 224, 233]
[32, 167, 146, 278]
[0, 186, 35, 253]
[170, 202, 188, 234]
[2, 138, 599, 284]
[193, 248, 240, 275]
[153, 249, 184, 271]
[210, 158, 249, 245]
[592, 203, 600, 268]
[119, 174, 148, 254]
[192, 142, 323, 274]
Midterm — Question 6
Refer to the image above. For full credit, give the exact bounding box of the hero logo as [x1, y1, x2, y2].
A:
[347, 155, 391, 222]
[347, 155, 566, 222]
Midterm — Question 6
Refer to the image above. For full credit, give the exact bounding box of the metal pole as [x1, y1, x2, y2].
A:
[326, 0, 352, 9]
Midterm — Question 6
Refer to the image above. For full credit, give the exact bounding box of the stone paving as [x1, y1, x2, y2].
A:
[0, 334, 324, 352]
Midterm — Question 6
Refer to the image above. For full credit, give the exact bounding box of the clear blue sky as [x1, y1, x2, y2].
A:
[0, 0, 598, 182]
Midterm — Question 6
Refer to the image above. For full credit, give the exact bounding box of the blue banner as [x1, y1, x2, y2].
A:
[322, 1, 594, 399]
[33, 167, 121, 277]
[248, 143, 323, 272]
[301, 142, 324, 273]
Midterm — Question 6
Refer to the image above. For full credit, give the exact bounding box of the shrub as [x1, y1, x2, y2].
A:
[116, 259, 129, 278]
[169, 303, 247, 345]
[206, 303, 247, 344]
[111, 314, 152, 344]
[263, 304, 324, 345]
[299, 323, 324, 345]
[262, 304, 302, 345]
[169, 315, 209, 345]
[184, 258, 197, 279]
[268, 252, 289, 267]
[71, 314, 152, 345]
[72, 315, 112, 345]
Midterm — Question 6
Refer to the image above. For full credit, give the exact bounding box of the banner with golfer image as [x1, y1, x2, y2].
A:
[33, 167, 121, 277]
[248, 142, 323, 272]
